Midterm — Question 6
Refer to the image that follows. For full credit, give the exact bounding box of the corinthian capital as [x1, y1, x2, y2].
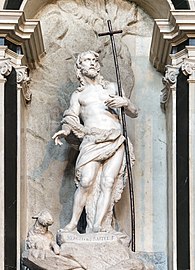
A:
[181, 59, 195, 77]
[163, 65, 179, 85]
[16, 66, 29, 83]
[0, 58, 12, 77]
[160, 65, 179, 111]
[16, 66, 32, 105]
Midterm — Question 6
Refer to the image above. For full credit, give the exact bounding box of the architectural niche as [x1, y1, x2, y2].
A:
[0, 1, 195, 270]
[21, 0, 173, 20]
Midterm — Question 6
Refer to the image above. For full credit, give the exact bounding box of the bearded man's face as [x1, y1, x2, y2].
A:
[80, 53, 100, 78]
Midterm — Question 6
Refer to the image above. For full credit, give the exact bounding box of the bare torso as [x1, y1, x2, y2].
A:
[76, 83, 122, 130]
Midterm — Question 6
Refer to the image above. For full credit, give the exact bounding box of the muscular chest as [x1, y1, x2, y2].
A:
[79, 85, 114, 107]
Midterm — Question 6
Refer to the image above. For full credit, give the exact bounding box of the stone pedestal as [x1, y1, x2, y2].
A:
[22, 231, 154, 270]
[58, 231, 131, 270]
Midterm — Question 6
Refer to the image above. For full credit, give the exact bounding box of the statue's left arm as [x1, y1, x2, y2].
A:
[123, 97, 138, 118]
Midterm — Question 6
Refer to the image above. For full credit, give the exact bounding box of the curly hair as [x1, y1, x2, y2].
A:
[75, 51, 108, 91]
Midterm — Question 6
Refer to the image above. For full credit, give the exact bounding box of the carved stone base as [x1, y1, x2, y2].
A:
[22, 231, 155, 270]
[57, 230, 131, 246]
[58, 231, 131, 270]
[59, 231, 155, 270]
[22, 249, 85, 270]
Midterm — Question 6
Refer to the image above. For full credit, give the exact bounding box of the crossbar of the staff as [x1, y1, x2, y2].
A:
[98, 30, 122, 37]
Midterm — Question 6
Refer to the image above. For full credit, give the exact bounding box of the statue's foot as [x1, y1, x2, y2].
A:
[93, 223, 102, 233]
[52, 243, 60, 255]
[62, 223, 77, 233]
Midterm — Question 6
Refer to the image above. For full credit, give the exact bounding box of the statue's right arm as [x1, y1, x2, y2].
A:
[52, 91, 81, 145]
[66, 91, 81, 116]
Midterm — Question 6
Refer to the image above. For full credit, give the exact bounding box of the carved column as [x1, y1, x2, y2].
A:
[182, 56, 195, 270]
[0, 50, 30, 269]
[161, 65, 179, 270]
[0, 55, 12, 270]
[15, 66, 31, 269]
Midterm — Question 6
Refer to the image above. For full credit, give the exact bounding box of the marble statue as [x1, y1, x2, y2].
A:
[23, 52, 155, 270]
[52, 50, 138, 233]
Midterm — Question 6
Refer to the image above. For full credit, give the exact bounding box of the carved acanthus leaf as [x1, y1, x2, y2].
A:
[16, 66, 32, 105]
[160, 65, 179, 111]
[181, 59, 195, 77]
[181, 61, 193, 76]
[0, 58, 12, 77]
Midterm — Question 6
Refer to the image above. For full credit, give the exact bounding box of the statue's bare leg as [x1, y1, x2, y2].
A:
[93, 144, 124, 232]
[64, 161, 100, 232]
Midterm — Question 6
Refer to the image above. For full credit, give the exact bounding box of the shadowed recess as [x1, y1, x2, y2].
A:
[4, 0, 23, 10]
[176, 71, 190, 270]
[4, 69, 17, 270]
[172, 0, 190, 9]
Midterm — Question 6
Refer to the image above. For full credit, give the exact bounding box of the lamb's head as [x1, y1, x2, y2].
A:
[32, 210, 54, 227]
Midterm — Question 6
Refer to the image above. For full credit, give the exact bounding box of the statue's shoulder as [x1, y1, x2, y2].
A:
[106, 81, 117, 94]
[105, 81, 116, 87]
[72, 89, 80, 94]
[71, 90, 81, 99]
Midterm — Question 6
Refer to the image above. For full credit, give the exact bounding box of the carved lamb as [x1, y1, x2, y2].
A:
[26, 210, 60, 256]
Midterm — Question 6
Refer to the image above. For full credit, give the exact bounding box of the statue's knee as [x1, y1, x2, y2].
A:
[80, 176, 93, 189]
[101, 176, 114, 190]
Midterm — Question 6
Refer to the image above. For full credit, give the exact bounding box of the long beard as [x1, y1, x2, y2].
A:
[82, 67, 99, 79]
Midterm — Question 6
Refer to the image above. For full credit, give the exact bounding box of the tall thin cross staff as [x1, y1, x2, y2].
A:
[98, 20, 136, 252]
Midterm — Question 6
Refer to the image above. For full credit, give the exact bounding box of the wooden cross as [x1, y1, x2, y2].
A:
[98, 20, 136, 252]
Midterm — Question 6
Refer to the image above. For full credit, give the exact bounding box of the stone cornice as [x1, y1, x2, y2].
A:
[150, 10, 195, 73]
[0, 10, 45, 69]
[0, 45, 24, 68]
[169, 48, 188, 67]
